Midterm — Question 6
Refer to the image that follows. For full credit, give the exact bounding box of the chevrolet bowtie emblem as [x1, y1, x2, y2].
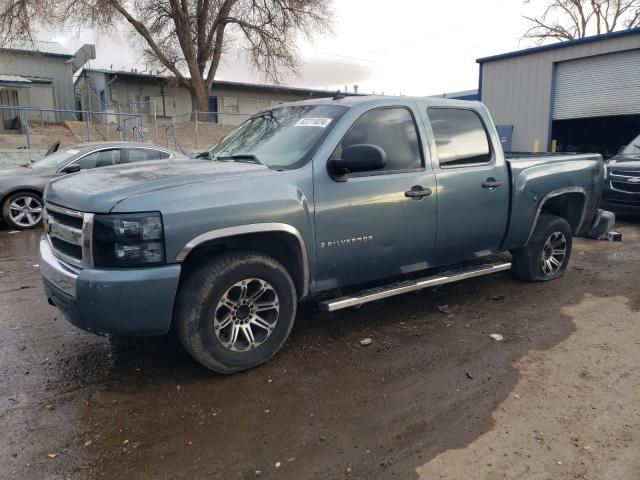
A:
[627, 177, 640, 183]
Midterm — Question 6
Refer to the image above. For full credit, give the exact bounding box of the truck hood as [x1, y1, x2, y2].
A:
[45, 160, 272, 213]
[607, 156, 640, 171]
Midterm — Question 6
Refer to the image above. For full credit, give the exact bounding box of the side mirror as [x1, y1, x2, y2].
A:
[330, 144, 387, 175]
[60, 164, 81, 174]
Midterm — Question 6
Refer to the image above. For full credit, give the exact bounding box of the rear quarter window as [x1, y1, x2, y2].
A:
[128, 149, 170, 162]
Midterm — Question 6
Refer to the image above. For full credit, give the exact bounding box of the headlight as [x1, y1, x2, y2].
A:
[93, 212, 165, 267]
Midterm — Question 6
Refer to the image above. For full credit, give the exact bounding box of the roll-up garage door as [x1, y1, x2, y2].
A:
[553, 49, 640, 120]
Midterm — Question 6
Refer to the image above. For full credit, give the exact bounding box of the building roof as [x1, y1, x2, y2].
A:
[477, 27, 640, 64]
[0, 74, 32, 87]
[0, 40, 73, 58]
[81, 68, 360, 97]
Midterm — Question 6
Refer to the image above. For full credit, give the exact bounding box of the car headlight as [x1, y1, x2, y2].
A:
[93, 212, 165, 267]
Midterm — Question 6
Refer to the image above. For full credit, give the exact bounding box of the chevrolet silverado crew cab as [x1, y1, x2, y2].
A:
[39, 96, 614, 373]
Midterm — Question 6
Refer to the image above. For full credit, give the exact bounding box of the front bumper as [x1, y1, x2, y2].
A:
[39, 236, 181, 336]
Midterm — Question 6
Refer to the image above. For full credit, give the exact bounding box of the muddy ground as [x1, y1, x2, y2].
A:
[1, 221, 639, 480]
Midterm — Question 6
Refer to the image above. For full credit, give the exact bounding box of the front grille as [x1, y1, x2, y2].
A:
[51, 237, 83, 259]
[611, 181, 640, 194]
[611, 169, 640, 176]
[47, 209, 83, 229]
[44, 203, 94, 268]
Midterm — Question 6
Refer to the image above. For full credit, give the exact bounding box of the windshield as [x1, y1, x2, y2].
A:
[209, 104, 347, 169]
[621, 134, 640, 157]
[30, 147, 81, 169]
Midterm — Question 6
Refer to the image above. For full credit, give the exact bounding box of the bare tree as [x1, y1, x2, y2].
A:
[0, 0, 333, 111]
[524, 0, 640, 43]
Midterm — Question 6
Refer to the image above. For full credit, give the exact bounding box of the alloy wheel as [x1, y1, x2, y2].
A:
[9, 196, 43, 227]
[213, 278, 280, 352]
[541, 231, 567, 276]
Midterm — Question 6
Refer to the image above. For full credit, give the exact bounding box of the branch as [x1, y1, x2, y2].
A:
[111, 0, 185, 82]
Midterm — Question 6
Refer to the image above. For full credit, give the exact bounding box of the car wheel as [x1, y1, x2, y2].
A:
[511, 214, 573, 282]
[2, 191, 44, 230]
[175, 251, 297, 374]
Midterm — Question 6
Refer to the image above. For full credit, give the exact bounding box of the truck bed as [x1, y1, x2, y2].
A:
[502, 151, 604, 251]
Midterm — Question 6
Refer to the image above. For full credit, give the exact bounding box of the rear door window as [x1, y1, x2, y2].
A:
[428, 108, 492, 167]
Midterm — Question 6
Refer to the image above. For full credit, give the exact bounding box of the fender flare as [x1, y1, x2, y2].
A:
[525, 187, 587, 246]
[175, 223, 310, 297]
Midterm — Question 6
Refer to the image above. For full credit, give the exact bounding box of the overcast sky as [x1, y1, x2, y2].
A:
[52, 0, 544, 96]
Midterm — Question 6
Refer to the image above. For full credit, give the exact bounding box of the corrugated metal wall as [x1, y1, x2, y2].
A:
[0, 51, 75, 113]
[480, 34, 640, 152]
[553, 49, 640, 119]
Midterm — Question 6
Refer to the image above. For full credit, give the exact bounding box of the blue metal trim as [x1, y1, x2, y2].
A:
[0, 81, 31, 88]
[476, 27, 640, 64]
[547, 63, 558, 151]
[478, 63, 484, 101]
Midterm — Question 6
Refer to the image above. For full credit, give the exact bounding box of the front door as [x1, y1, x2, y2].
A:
[425, 107, 510, 265]
[208, 96, 218, 123]
[313, 106, 438, 291]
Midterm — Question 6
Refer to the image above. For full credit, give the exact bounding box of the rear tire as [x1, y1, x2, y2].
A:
[511, 214, 573, 282]
[175, 252, 297, 374]
[2, 191, 44, 230]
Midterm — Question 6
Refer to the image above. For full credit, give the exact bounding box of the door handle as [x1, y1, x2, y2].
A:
[405, 186, 433, 199]
[481, 178, 505, 189]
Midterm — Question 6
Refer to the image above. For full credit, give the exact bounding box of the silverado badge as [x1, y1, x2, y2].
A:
[320, 236, 374, 248]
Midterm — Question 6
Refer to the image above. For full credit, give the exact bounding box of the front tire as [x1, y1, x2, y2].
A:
[511, 214, 573, 282]
[175, 252, 297, 374]
[2, 191, 44, 230]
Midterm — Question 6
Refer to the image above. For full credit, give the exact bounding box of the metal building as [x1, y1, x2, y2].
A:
[478, 28, 640, 156]
[0, 41, 95, 127]
[75, 69, 349, 126]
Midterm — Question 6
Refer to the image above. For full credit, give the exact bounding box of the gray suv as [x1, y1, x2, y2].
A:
[0, 142, 186, 229]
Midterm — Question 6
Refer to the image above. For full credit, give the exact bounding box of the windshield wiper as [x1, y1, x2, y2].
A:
[213, 154, 261, 164]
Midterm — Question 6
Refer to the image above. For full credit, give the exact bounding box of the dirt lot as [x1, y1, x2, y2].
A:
[1, 221, 639, 480]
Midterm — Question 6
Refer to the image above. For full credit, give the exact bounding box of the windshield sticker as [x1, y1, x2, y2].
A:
[66, 149, 80, 154]
[295, 118, 332, 128]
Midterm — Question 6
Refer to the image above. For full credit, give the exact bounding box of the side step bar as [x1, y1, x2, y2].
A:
[318, 261, 512, 312]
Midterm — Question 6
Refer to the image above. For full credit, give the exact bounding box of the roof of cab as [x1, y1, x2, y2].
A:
[68, 141, 179, 151]
[276, 95, 482, 109]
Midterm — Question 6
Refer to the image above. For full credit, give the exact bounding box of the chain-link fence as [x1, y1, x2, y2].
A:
[0, 105, 144, 151]
[0, 102, 248, 156]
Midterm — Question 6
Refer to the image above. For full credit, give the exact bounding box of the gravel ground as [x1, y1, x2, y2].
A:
[1, 221, 638, 479]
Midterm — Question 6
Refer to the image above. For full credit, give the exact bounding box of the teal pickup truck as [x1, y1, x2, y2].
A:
[39, 96, 614, 373]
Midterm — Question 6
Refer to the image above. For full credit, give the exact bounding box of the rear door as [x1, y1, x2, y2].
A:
[313, 104, 438, 291]
[424, 107, 509, 265]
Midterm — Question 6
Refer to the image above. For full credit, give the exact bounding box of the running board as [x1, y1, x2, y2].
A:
[318, 261, 512, 312]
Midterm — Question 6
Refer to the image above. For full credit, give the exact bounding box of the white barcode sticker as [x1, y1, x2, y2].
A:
[295, 118, 332, 128]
